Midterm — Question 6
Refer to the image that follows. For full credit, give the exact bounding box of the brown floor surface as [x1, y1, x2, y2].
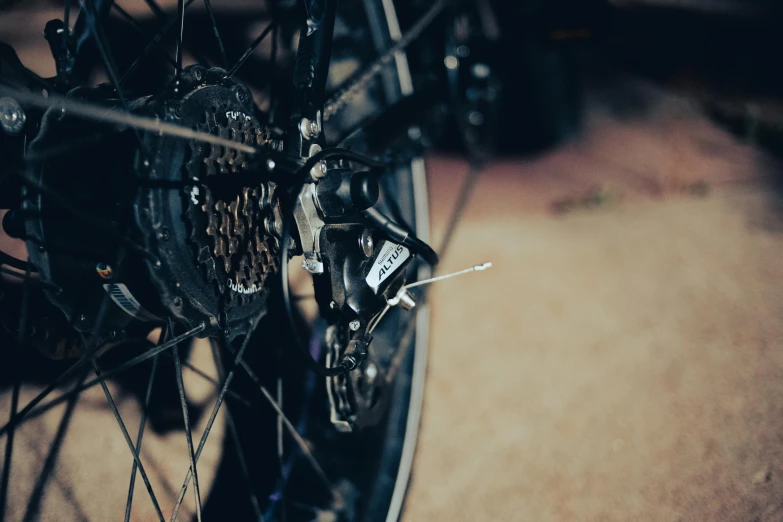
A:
[403, 100, 783, 521]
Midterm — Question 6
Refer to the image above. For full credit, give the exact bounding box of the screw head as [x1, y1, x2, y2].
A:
[349, 319, 361, 331]
[310, 160, 327, 180]
[173, 296, 183, 308]
[0, 97, 25, 135]
[235, 88, 248, 103]
[359, 230, 374, 257]
[300, 117, 320, 140]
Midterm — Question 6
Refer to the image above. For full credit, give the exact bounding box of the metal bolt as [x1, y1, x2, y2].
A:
[301, 257, 323, 274]
[0, 97, 26, 135]
[173, 296, 183, 308]
[299, 116, 321, 140]
[359, 230, 374, 257]
[349, 319, 361, 331]
[266, 158, 276, 171]
[310, 160, 327, 181]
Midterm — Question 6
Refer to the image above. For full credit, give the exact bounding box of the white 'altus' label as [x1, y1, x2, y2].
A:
[365, 241, 410, 290]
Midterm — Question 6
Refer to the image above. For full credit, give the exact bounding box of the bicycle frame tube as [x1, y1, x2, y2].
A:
[289, 0, 338, 156]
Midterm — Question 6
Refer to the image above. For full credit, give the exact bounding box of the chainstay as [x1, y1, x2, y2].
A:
[323, 0, 449, 121]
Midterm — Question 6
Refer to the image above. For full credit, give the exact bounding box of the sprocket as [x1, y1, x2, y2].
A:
[185, 106, 281, 305]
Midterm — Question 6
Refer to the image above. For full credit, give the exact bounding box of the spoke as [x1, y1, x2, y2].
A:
[0, 379, 20, 522]
[2, 265, 30, 517]
[111, 3, 178, 70]
[62, 0, 72, 66]
[0, 267, 61, 293]
[81, 0, 155, 162]
[170, 320, 203, 522]
[80, 1, 137, 123]
[437, 162, 482, 259]
[0, 233, 118, 433]
[222, 344, 336, 500]
[175, 0, 185, 74]
[0, 344, 101, 439]
[161, 352, 254, 409]
[125, 349, 163, 522]
[0, 87, 256, 155]
[1, 324, 207, 437]
[142, 0, 167, 21]
[23, 369, 88, 521]
[91, 357, 165, 522]
[276, 348, 284, 475]
[268, 20, 278, 122]
[276, 350, 285, 522]
[225, 21, 277, 79]
[120, 0, 197, 86]
[225, 405, 265, 520]
[170, 325, 258, 521]
[209, 341, 263, 520]
[203, 0, 228, 68]
[17, 262, 32, 351]
[276, 374, 283, 464]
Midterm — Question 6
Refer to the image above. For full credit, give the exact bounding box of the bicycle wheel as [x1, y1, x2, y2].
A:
[0, 0, 440, 520]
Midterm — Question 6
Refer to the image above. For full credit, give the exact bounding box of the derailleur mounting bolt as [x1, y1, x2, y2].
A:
[299, 116, 321, 140]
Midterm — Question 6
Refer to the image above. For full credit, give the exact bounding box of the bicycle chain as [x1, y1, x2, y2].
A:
[323, 0, 448, 121]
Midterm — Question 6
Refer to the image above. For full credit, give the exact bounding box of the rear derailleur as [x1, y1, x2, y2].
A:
[286, 148, 436, 432]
